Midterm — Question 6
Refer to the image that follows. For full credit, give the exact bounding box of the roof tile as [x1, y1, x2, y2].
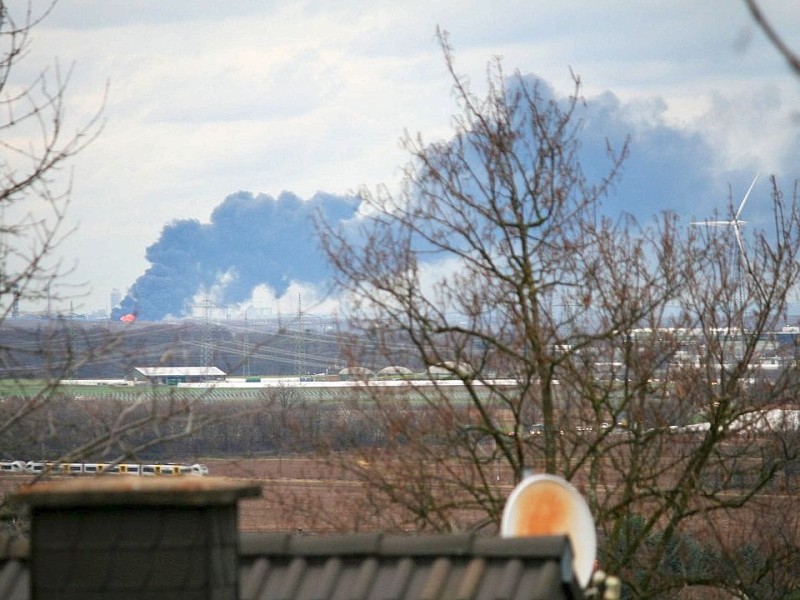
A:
[2, 531, 584, 600]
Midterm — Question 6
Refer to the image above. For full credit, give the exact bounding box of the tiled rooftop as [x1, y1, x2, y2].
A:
[238, 532, 582, 600]
[1, 477, 587, 600]
[0, 530, 584, 600]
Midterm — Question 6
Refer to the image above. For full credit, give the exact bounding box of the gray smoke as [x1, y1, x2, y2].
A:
[114, 191, 359, 321]
[114, 76, 790, 321]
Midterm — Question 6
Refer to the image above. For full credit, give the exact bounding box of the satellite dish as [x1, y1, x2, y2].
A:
[501, 474, 597, 587]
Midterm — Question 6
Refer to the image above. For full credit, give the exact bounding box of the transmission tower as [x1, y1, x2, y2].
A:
[199, 288, 213, 377]
[295, 293, 307, 376]
[242, 310, 251, 377]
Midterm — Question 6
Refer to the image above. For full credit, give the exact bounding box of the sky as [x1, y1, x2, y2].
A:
[10, 0, 800, 319]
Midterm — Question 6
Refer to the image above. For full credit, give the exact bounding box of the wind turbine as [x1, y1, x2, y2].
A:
[691, 174, 763, 302]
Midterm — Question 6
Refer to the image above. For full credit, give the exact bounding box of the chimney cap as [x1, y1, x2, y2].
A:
[14, 476, 261, 508]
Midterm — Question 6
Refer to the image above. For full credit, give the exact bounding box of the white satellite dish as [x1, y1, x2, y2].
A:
[501, 474, 597, 588]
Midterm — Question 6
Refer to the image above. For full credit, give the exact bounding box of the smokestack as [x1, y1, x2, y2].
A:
[15, 477, 260, 600]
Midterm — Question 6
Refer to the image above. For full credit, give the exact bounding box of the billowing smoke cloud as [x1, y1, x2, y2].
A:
[454, 75, 755, 233]
[508, 76, 725, 224]
[113, 191, 359, 321]
[115, 75, 789, 322]
[578, 89, 723, 222]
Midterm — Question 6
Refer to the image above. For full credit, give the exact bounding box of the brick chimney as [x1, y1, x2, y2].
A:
[15, 477, 260, 600]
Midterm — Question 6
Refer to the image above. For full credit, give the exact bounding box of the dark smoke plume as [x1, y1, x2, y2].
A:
[113, 76, 780, 322]
[113, 191, 359, 321]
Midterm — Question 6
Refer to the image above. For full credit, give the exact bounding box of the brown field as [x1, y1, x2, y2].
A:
[0, 455, 517, 534]
[206, 456, 375, 532]
[0, 457, 406, 533]
[2, 453, 799, 545]
[181, 454, 800, 546]
[203, 456, 517, 532]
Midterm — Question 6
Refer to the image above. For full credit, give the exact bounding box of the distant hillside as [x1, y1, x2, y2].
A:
[0, 318, 353, 379]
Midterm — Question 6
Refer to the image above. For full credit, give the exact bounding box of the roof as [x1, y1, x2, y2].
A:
[134, 366, 226, 377]
[15, 476, 261, 508]
[0, 532, 584, 600]
[377, 366, 414, 375]
[239, 532, 584, 600]
[338, 366, 375, 375]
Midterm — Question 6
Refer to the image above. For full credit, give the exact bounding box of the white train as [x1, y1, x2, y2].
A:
[0, 460, 208, 476]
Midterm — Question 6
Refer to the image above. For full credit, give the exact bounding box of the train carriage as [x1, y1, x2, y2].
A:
[11, 460, 209, 477]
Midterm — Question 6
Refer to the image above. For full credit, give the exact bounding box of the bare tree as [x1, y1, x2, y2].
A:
[314, 31, 800, 598]
[0, 0, 115, 466]
[0, 3, 245, 536]
[744, 0, 800, 78]
[0, 1, 105, 318]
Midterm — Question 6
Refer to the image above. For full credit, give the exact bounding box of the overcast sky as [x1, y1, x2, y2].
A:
[14, 0, 800, 316]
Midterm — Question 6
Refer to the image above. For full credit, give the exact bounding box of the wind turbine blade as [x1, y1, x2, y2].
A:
[735, 174, 760, 219]
[701, 221, 734, 227]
